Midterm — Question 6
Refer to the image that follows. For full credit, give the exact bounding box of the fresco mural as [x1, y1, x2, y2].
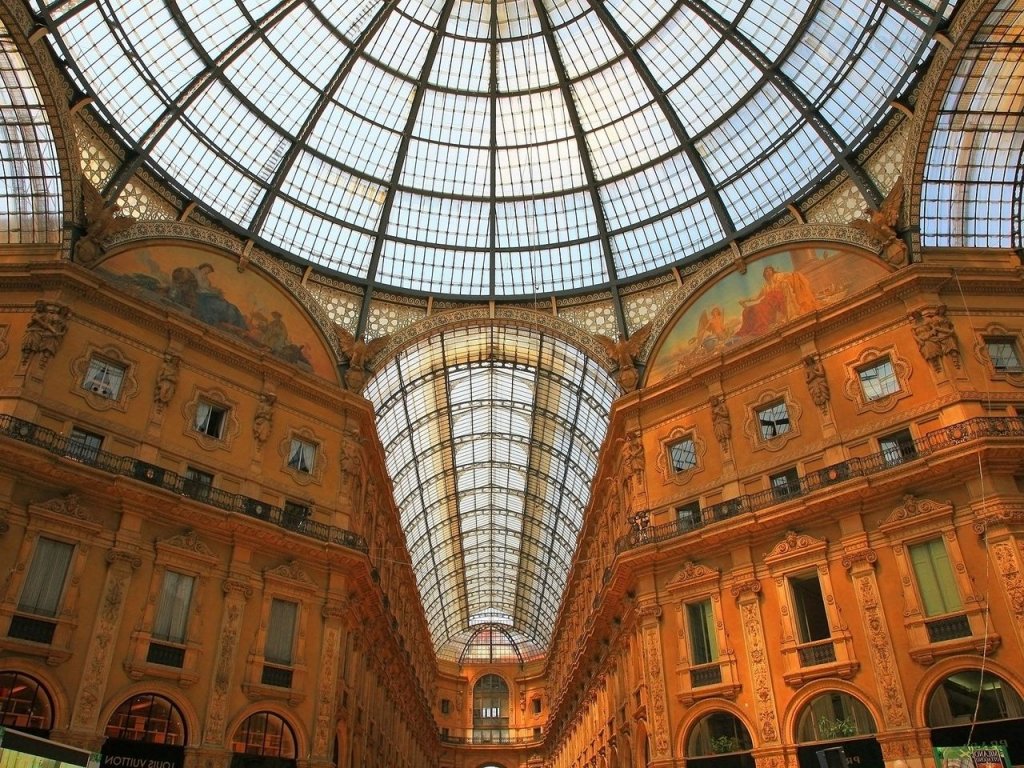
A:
[647, 246, 889, 386]
[99, 244, 334, 378]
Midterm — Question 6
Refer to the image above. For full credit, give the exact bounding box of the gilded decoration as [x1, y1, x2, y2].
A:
[69, 343, 140, 413]
[647, 244, 889, 386]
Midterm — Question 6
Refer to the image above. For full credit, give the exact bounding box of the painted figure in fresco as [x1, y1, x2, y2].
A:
[690, 305, 732, 350]
[737, 265, 817, 337]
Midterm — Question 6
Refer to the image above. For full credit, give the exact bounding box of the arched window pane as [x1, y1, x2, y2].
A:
[796, 692, 876, 742]
[927, 670, 1024, 726]
[231, 712, 296, 758]
[687, 711, 754, 757]
[0, 672, 53, 732]
[104, 693, 186, 745]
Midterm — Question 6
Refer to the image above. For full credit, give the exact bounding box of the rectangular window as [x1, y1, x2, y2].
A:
[82, 357, 125, 398]
[909, 538, 963, 617]
[770, 467, 801, 500]
[668, 437, 697, 472]
[17, 537, 73, 617]
[194, 401, 227, 438]
[265, 598, 298, 665]
[183, 467, 214, 500]
[986, 337, 1022, 372]
[532, 698, 542, 715]
[67, 427, 103, 462]
[440, 699, 450, 714]
[152, 571, 195, 643]
[790, 574, 830, 643]
[757, 401, 791, 440]
[676, 500, 702, 530]
[287, 438, 316, 473]
[880, 429, 917, 466]
[858, 358, 899, 400]
[686, 599, 718, 665]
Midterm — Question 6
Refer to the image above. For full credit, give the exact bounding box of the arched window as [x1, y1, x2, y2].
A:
[796, 692, 876, 742]
[104, 693, 186, 745]
[473, 674, 509, 743]
[231, 712, 296, 759]
[927, 670, 1024, 726]
[687, 711, 754, 757]
[0, 672, 54, 735]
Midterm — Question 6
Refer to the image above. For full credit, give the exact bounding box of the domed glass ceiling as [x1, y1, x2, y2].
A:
[36, 0, 951, 298]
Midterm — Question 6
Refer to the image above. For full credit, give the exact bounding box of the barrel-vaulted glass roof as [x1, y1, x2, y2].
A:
[35, 0, 951, 298]
[363, 325, 618, 661]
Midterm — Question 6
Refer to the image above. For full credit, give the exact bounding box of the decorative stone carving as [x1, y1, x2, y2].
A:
[848, 176, 906, 266]
[736, 594, 779, 743]
[265, 560, 314, 585]
[20, 300, 70, 370]
[912, 305, 961, 372]
[594, 323, 653, 392]
[35, 493, 93, 522]
[76, 181, 134, 266]
[252, 392, 275, 447]
[153, 353, 179, 411]
[804, 354, 830, 411]
[710, 395, 731, 453]
[335, 326, 389, 391]
[160, 529, 214, 557]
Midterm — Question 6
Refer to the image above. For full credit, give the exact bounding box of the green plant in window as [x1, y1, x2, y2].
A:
[710, 735, 741, 754]
[816, 716, 857, 739]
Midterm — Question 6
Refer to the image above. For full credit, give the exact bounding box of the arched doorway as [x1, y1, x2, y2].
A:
[0, 672, 54, 738]
[102, 693, 187, 768]
[686, 711, 755, 768]
[927, 669, 1024, 765]
[230, 711, 297, 768]
[794, 691, 881, 768]
[472, 674, 509, 743]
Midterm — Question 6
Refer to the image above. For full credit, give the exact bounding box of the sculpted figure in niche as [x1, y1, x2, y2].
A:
[21, 300, 70, 369]
[804, 354, 830, 410]
[154, 354, 180, 410]
[710, 395, 731, 450]
[340, 433, 365, 498]
[912, 306, 961, 371]
[252, 393, 275, 446]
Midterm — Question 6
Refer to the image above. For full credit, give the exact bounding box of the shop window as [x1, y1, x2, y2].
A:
[858, 357, 899, 401]
[194, 401, 227, 438]
[796, 692, 877, 742]
[231, 711, 296, 758]
[262, 598, 298, 687]
[287, 438, 316, 474]
[757, 401, 790, 440]
[770, 467, 801, 500]
[82, 357, 125, 399]
[985, 336, 1022, 372]
[147, 571, 195, 668]
[879, 429, 917, 466]
[668, 437, 697, 473]
[927, 670, 1024, 726]
[686, 711, 754, 757]
[9, 537, 74, 644]
[66, 427, 103, 463]
[0, 672, 54, 734]
[104, 693, 186, 745]
[676, 500, 701, 530]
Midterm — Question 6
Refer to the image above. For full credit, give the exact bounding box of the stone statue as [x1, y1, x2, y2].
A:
[804, 354, 830, 410]
[76, 181, 134, 266]
[253, 393, 275, 446]
[340, 431, 365, 498]
[594, 323, 653, 392]
[20, 300, 70, 369]
[153, 354, 179, 410]
[850, 177, 906, 266]
[912, 305, 960, 371]
[335, 325, 388, 392]
[710, 395, 731, 451]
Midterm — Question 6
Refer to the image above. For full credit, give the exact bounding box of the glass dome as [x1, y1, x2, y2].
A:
[36, 0, 951, 298]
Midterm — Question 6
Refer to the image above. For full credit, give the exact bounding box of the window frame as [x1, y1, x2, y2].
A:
[194, 400, 227, 438]
[856, 357, 900, 402]
[70, 345, 138, 412]
[974, 325, 1024, 385]
[878, 428, 917, 467]
[770, 467, 801, 500]
[82, 356, 126, 399]
[744, 390, 801, 452]
[66, 427, 103, 463]
[757, 400, 791, 440]
[843, 348, 912, 413]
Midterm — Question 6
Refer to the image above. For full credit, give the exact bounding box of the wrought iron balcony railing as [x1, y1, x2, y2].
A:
[0, 414, 368, 553]
[618, 416, 1024, 553]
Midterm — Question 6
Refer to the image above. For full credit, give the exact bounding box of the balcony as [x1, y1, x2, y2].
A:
[617, 416, 1024, 553]
[796, 639, 837, 667]
[690, 663, 723, 687]
[0, 414, 367, 554]
[925, 613, 972, 643]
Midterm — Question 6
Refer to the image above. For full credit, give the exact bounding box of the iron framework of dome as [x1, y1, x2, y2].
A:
[35, 0, 951, 304]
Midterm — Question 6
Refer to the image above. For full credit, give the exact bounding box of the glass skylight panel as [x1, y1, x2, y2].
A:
[585, 104, 679, 181]
[738, 0, 811, 63]
[574, 61, 651, 131]
[495, 140, 587, 196]
[378, 241, 490, 293]
[600, 154, 702, 230]
[315, 0, 385, 39]
[364, 8, 437, 78]
[699, 85, 799, 181]
[241, 0, 282, 17]
[637, 10, 715, 87]
[110, 0, 204, 102]
[496, 194, 598, 247]
[497, 35, 561, 90]
[554, 13, 624, 80]
[398, 139, 490, 195]
[495, 242, 607, 294]
[413, 91, 489, 145]
[430, 36, 489, 91]
[224, 48, 316, 138]
[178, 1, 251, 59]
[264, 5, 350, 88]
[666, 44, 760, 135]
[701, 0, 746, 24]
[283, 152, 385, 227]
[261, 198, 374, 274]
[387, 192, 489, 247]
[604, 0, 675, 41]
[308, 104, 402, 180]
[783, 0, 874, 101]
[497, 91, 576, 145]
